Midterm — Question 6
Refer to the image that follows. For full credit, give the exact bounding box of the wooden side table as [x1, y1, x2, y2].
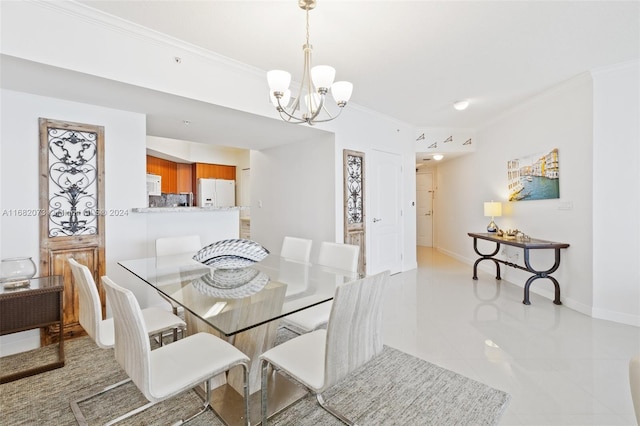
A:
[0, 275, 64, 383]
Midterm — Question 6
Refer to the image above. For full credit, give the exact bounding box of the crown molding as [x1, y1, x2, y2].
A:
[31, 0, 266, 78]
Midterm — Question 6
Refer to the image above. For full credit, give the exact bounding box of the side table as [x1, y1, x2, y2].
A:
[0, 275, 64, 383]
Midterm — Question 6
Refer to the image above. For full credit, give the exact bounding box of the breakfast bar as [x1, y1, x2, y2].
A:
[468, 232, 570, 305]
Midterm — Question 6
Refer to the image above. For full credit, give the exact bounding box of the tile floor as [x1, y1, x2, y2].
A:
[382, 246, 639, 425]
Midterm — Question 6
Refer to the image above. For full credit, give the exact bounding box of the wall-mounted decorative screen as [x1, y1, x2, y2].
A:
[45, 126, 99, 236]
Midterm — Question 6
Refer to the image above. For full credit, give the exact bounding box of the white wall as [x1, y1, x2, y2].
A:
[591, 60, 640, 326]
[437, 74, 595, 311]
[434, 68, 640, 326]
[147, 135, 247, 165]
[0, 90, 242, 355]
[250, 133, 336, 260]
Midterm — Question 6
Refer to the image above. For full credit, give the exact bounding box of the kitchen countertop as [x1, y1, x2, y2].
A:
[132, 206, 248, 213]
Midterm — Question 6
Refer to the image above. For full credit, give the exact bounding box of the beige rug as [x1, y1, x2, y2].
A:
[0, 335, 510, 425]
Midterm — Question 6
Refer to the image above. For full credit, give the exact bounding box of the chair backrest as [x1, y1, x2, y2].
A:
[323, 270, 389, 391]
[280, 236, 313, 263]
[155, 235, 202, 256]
[317, 242, 360, 272]
[101, 276, 154, 401]
[68, 258, 111, 348]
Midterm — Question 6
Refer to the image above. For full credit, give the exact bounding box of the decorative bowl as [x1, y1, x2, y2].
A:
[193, 239, 269, 270]
[191, 268, 270, 299]
[1, 257, 37, 284]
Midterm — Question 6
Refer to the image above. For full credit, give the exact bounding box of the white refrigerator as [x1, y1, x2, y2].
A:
[197, 178, 235, 207]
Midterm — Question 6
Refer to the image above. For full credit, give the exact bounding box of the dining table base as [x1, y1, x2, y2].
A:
[200, 371, 308, 426]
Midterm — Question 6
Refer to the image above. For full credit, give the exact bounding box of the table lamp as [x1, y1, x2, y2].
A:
[483, 201, 502, 233]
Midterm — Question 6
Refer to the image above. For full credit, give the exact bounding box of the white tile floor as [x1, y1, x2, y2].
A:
[382, 246, 640, 425]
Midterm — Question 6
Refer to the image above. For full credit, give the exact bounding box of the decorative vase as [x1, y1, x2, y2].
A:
[0, 257, 37, 283]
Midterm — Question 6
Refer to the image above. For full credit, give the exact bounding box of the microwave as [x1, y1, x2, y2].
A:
[146, 174, 161, 196]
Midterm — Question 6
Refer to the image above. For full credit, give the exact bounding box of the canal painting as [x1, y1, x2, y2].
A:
[508, 148, 559, 201]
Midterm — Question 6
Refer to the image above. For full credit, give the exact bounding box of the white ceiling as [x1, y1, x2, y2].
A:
[2, 1, 639, 159]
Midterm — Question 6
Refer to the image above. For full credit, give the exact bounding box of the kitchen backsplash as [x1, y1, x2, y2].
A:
[149, 192, 193, 207]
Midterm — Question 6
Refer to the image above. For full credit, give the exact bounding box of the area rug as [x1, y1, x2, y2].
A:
[0, 335, 510, 425]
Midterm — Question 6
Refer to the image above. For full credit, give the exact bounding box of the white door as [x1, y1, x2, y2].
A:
[416, 172, 433, 247]
[369, 150, 403, 275]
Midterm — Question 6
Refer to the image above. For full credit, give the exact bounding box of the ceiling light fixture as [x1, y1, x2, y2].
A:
[433, 154, 444, 161]
[453, 100, 469, 111]
[267, 0, 353, 126]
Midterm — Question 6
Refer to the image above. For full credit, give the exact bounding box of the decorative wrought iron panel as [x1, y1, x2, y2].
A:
[343, 150, 365, 276]
[45, 127, 99, 236]
[345, 153, 363, 224]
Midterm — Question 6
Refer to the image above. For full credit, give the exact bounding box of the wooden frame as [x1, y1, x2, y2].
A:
[39, 118, 106, 344]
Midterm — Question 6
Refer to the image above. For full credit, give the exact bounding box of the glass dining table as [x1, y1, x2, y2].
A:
[118, 253, 358, 425]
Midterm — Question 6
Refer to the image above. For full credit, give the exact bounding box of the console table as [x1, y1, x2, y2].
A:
[468, 232, 570, 305]
[0, 275, 64, 383]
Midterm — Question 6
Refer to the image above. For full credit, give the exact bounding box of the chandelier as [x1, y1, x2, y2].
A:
[267, 0, 353, 125]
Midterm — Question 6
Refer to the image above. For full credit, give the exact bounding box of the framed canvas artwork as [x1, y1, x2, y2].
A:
[508, 148, 559, 201]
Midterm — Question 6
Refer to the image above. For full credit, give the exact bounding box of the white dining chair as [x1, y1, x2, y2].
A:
[281, 241, 360, 334]
[67, 258, 186, 349]
[280, 236, 313, 263]
[68, 259, 188, 425]
[155, 235, 202, 326]
[260, 270, 389, 425]
[99, 276, 251, 425]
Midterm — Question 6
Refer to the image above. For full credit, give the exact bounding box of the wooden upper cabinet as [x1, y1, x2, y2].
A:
[177, 163, 192, 193]
[146, 155, 177, 193]
[193, 163, 236, 180]
[147, 156, 236, 195]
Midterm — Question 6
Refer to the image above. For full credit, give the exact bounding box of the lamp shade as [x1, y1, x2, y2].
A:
[267, 70, 291, 92]
[331, 81, 353, 105]
[310, 65, 336, 90]
[484, 201, 502, 217]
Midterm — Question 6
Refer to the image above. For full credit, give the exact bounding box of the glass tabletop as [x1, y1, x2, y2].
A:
[118, 254, 358, 337]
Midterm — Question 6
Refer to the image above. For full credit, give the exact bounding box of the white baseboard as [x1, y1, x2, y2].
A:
[435, 247, 639, 327]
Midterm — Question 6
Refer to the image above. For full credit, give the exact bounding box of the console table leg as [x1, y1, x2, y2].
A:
[523, 276, 535, 305]
[550, 276, 562, 305]
[471, 238, 501, 280]
[522, 275, 562, 305]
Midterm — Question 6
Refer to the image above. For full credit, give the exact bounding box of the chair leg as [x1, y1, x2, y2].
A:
[316, 393, 357, 426]
[176, 379, 213, 424]
[261, 359, 270, 425]
[242, 362, 251, 426]
[70, 378, 132, 426]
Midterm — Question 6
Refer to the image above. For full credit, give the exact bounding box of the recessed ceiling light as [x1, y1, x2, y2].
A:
[453, 100, 469, 111]
[433, 154, 444, 161]
[182, 120, 191, 125]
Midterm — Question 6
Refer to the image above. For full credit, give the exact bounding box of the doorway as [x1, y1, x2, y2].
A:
[416, 171, 434, 247]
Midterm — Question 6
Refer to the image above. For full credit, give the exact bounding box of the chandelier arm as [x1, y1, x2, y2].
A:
[276, 103, 307, 124]
[305, 93, 326, 122]
[306, 106, 344, 124]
